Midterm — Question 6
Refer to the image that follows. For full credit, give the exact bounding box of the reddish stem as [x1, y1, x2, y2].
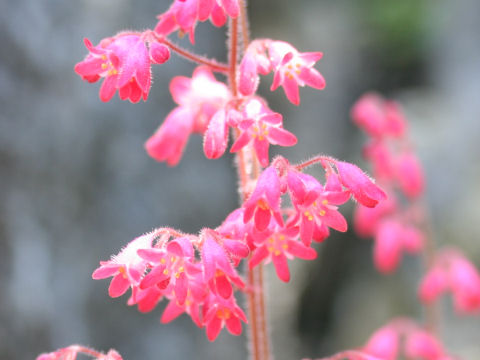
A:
[294, 154, 337, 171]
[150, 34, 230, 72]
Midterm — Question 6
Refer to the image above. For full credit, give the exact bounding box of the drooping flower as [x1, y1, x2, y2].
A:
[268, 41, 325, 105]
[145, 66, 230, 165]
[155, 0, 239, 44]
[362, 325, 399, 360]
[287, 170, 349, 245]
[243, 165, 284, 231]
[249, 222, 317, 282]
[92, 233, 154, 298]
[238, 41, 271, 96]
[75, 35, 154, 103]
[395, 151, 425, 199]
[203, 293, 247, 341]
[405, 330, 446, 360]
[334, 160, 386, 208]
[230, 98, 297, 167]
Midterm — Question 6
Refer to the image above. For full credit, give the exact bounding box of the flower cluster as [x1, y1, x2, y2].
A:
[420, 248, 480, 313]
[351, 93, 425, 273]
[37, 345, 122, 360]
[362, 319, 456, 360]
[90, 155, 384, 340]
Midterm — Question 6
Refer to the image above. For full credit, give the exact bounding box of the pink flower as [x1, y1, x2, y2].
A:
[249, 223, 317, 282]
[351, 93, 406, 138]
[334, 160, 386, 208]
[268, 41, 325, 105]
[395, 151, 424, 199]
[155, 0, 239, 44]
[230, 98, 297, 167]
[243, 166, 284, 231]
[92, 233, 154, 298]
[363, 325, 399, 360]
[145, 107, 194, 166]
[419, 266, 449, 304]
[201, 230, 245, 299]
[405, 330, 446, 360]
[238, 41, 271, 96]
[373, 220, 404, 274]
[449, 256, 480, 312]
[353, 191, 397, 238]
[287, 171, 349, 245]
[203, 293, 247, 341]
[138, 237, 197, 305]
[145, 66, 230, 165]
[74, 35, 153, 103]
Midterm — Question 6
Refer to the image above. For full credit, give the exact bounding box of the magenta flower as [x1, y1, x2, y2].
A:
[238, 41, 271, 96]
[145, 66, 230, 165]
[287, 171, 349, 245]
[405, 330, 446, 360]
[334, 160, 386, 208]
[243, 166, 284, 231]
[74, 35, 154, 103]
[92, 233, 154, 298]
[373, 220, 404, 274]
[351, 93, 406, 138]
[249, 223, 317, 282]
[362, 325, 399, 360]
[230, 98, 297, 167]
[155, 0, 239, 44]
[203, 293, 247, 341]
[395, 151, 425, 199]
[201, 230, 245, 299]
[268, 41, 325, 105]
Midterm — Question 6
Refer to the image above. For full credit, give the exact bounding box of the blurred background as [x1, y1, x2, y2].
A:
[1, 0, 480, 359]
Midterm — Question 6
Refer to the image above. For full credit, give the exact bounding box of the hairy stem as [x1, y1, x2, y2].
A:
[229, 10, 271, 359]
[151, 34, 230, 72]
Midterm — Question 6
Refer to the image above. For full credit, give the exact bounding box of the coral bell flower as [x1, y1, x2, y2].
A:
[75, 35, 152, 103]
[243, 166, 284, 231]
[203, 293, 247, 341]
[362, 325, 399, 360]
[249, 223, 317, 282]
[405, 330, 446, 360]
[334, 160, 386, 208]
[92, 233, 154, 298]
[155, 0, 239, 44]
[145, 66, 230, 165]
[268, 41, 325, 105]
[230, 98, 297, 167]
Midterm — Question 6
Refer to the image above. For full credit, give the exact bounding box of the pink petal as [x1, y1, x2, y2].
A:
[226, 316, 242, 335]
[206, 316, 223, 341]
[272, 253, 290, 282]
[322, 210, 348, 232]
[203, 109, 228, 159]
[286, 240, 317, 260]
[249, 246, 270, 269]
[108, 274, 130, 298]
[215, 274, 233, 299]
[267, 127, 297, 146]
[282, 75, 300, 105]
[254, 207, 271, 232]
[99, 76, 117, 102]
[161, 300, 185, 323]
[92, 264, 119, 279]
[175, 272, 188, 304]
[298, 67, 326, 90]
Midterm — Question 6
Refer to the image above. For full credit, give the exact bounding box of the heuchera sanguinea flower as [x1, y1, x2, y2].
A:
[203, 293, 247, 341]
[287, 170, 349, 245]
[155, 0, 239, 44]
[249, 222, 317, 282]
[145, 66, 230, 165]
[420, 250, 480, 313]
[75, 35, 160, 103]
[351, 93, 406, 138]
[334, 160, 386, 208]
[230, 98, 297, 166]
[243, 166, 284, 231]
[362, 325, 399, 360]
[268, 41, 325, 105]
[92, 233, 154, 297]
